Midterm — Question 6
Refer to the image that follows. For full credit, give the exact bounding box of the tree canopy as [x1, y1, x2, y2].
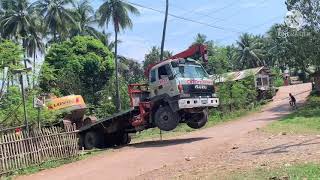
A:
[39, 36, 114, 104]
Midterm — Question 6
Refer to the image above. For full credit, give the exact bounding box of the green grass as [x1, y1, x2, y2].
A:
[132, 106, 261, 142]
[227, 163, 320, 180]
[266, 95, 320, 135]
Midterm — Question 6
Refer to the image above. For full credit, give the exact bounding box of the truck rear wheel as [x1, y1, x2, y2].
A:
[155, 105, 179, 131]
[115, 132, 131, 146]
[84, 131, 100, 150]
[186, 110, 208, 129]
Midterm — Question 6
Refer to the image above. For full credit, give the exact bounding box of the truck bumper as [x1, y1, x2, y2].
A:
[178, 98, 219, 109]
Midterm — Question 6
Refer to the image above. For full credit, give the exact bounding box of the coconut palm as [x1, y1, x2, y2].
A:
[25, 25, 45, 88]
[97, 0, 140, 111]
[236, 33, 266, 69]
[32, 0, 76, 42]
[70, 0, 100, 38]
[0, 0, 33, 40]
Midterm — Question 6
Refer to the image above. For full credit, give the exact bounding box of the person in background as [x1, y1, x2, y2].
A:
[289, 93, 296, 107]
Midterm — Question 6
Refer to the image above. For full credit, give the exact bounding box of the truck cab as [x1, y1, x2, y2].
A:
[147, 58, 219, 131]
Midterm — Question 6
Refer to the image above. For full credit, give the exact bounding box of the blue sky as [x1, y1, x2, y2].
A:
[93, 0, 288, 61]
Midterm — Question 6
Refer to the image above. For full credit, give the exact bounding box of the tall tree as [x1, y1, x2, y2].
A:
[0, 0, 33, 40]
[235, 33, 266, 69]
[32, 0, 76, 42]
[143, 46, 172, 70]
[71, 0, 100, 38]
[97, 0, 139, 112]
[25, 25, 45, 88]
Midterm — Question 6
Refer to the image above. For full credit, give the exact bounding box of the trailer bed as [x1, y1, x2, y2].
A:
[78, 108, 137, 133]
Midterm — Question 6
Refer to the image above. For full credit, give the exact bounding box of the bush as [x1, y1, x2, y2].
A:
[217, 75, 257, 113]
[0, 87, 58, 127]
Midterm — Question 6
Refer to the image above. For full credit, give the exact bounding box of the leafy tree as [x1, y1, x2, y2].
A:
[0, 40, 23, 95]
[206, 46, 233, 75]
[143, 46, 172, 70]
[0, 40, 23, 69]
[119, 56, 144, 84]
[96, 76, 130, 117]
[97, 0, 140, 111]
[39, 36, 114, 104]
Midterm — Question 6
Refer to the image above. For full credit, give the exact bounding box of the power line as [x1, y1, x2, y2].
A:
[167, 0, 268, 27]
[125, 0, 242, 33]
[216, 15, 284, 43]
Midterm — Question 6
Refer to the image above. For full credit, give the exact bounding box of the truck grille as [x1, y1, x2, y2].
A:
[182, 84, 214, 97]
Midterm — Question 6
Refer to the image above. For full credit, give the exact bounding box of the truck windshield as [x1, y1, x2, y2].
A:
[173, 64, 208, 78]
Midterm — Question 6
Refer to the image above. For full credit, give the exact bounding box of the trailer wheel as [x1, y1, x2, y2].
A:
[115, 133, 131, 146]
[186, 110, 208, 129]
[155, 105, 179, 131]
[84, 131, 100, 150]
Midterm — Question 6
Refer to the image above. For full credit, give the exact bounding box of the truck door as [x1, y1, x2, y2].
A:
[149, 69, 158, 97]
[157, 64, 177, 97]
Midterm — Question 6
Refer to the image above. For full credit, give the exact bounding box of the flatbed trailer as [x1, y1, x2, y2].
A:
[77, 108, 143, 149]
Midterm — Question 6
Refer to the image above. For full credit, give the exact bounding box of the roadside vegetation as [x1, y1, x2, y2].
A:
[228, 163, 320, 180]
[266, 93, 320, 135]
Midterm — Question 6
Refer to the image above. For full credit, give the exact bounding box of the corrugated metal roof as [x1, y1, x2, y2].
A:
[213, 67, 267, 83]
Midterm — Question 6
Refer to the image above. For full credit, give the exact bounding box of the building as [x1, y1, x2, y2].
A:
[213, 67, 273, 90]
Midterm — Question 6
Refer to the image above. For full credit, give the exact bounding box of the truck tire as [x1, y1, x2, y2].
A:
[186, 110, 208, 129]
[155, 105, 179, 131]
[115, 133, 131, 146]
[84, 131, 100, 150]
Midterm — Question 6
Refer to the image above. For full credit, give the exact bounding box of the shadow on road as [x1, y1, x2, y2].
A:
[242, 137, 320, 155]
[129, 137, 211, 148]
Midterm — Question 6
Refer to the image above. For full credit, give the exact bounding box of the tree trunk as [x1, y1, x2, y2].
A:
[23, 58, 30, 88]
[0, 68, 6, 97]
[114, 29, 121, 112]
[32, 49, 36, 88]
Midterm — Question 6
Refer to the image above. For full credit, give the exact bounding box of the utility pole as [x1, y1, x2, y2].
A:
[13, 68, 31, 134]
[159, 0, 169, 140]
[19, 73, 29, 134]
[160, 0, 169, 61]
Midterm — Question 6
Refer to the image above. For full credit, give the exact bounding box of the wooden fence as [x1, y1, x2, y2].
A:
[0, 125, 79, 175]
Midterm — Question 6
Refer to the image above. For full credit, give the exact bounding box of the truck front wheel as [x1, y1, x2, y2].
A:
[186, 110, 208, 129]
[154, 105, 179, 131]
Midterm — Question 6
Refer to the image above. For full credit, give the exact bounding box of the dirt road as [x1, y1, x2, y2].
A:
[18, 83, 312, 180]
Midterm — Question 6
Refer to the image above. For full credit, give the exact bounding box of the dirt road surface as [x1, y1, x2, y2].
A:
[17, 83, 312, 180]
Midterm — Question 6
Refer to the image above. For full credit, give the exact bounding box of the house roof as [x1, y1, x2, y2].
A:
[213, 67, 270, 83]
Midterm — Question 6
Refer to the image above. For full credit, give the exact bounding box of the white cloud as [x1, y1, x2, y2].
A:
[117, 34, 153, 62]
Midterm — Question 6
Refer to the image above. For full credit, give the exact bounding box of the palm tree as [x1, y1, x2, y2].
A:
[97, 0, 139, 111]
[71, 0, 100, 38]
[32, 0, 76, 42]
[26, 26, 45, 88]
[0, 0, 33, 40]
[0, 0, 38, 87]
[236, 33, 266, 69]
